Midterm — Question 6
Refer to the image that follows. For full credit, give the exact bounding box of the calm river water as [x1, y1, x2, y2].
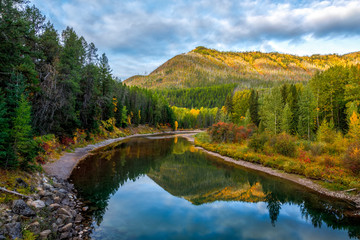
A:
[70, 135, 360, 240]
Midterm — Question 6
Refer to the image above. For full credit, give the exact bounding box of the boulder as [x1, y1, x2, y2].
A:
[39, 230, 51, 240]
[4, 222, 22, 239]
[27, 221, 40, 234]
[60, 223, 73, 232]
[59, 232, 70, 239]
[75, 214, 83, 223]
[31, 200, 45, 209]
[12, 200, 35, 217]
[58, 208, 72, 217]
[49, 203, 61, 211]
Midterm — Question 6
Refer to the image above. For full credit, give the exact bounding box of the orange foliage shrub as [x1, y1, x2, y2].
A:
[208, 122, 254, 143]
[344, 143, 360, 175]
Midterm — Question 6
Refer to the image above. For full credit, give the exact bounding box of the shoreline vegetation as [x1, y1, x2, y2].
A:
[43, 126, 202, 179]
[194, 131, 360, 209]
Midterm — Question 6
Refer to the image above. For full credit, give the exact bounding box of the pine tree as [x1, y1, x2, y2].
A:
[317, 119, 336, 143]
[298, 86, 316, 140]
[0, 91, 11, 167]
[12, 94, 35, 169]
[261, 87, 283, 134]
[281, 103, 292, 134]
[249, 89, 260, 126]
[288, 84, 299, 134]
[224, 93, 233, 114]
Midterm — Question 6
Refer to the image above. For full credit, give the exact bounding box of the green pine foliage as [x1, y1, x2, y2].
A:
[12, 94, 36, 169]
[159, 84, 236, 108]
[0, 1, 176, 170]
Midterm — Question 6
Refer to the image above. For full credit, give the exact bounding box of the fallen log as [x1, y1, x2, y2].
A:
[344, 188, 357, 192]
[0, 187, 30, 199]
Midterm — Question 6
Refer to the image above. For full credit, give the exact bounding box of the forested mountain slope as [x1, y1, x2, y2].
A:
[124, 47, 360, 89]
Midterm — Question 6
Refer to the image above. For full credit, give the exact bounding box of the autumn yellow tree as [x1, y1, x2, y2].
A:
[348, 111, 360, 142]
[174, 121, 178, 131]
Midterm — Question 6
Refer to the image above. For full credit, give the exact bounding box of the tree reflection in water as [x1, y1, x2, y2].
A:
[70, 136, 360, 239]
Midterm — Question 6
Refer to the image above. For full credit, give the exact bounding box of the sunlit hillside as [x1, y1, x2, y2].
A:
[124, 47, 360, 89]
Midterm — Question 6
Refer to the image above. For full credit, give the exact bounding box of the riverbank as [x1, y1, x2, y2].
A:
[44, 130, 203, 179]
[0, 172, 90, 239]
[191, 133, 360, 210]
[0, 130, 202, 239]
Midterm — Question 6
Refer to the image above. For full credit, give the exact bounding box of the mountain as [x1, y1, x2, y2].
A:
[124, 47, 360, 89]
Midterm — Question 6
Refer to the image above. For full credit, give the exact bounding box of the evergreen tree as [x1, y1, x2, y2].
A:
[249, 89, 260, 126]
[298, 86, 316, 140]
[12, 94, 35, 169]
[281, 103, 292, 134]
[261, 87, 283, 134]
[224, 93, 233, 114]
[0, 91, 11, 168]
[288, 84, 299, 134]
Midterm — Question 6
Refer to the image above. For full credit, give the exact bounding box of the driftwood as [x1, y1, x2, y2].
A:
[0, 187, 30, 199]
[344, 188, 357, 192]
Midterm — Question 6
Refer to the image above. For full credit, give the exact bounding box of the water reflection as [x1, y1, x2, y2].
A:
[70, 136, 360, 239]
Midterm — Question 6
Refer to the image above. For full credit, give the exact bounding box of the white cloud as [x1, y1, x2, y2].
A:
[31, 0, 360, 79]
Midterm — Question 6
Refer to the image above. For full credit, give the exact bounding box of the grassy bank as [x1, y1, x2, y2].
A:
[0, 124, 166, 204]
[195, 131, 360, 192]
[35, 124, 162, 164]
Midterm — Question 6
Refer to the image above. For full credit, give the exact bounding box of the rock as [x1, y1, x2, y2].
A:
[56, 192, 66, 200]
[38, 190, 46, 197]
[60, 223, 73, 232]
[39, 229, 51, 239]
[0, 234, 5, 240]
[59, 232, 70, 239]
[75, 214, 83, 223]
[58, 189, 67, 194]
[32, 194, 40, 200]
[16, 178, 28, 188]
[58, 208, 72, 217]
[4, 222, 22, 239]
[53, 196, 61, 203]
[42, 197, 54, 206]
[30, 200, 45, 209]
[27, 221, 40, 234]
[49, 203, 61, 211]
[56, 217, 64, 226]
[58, 214, 72, 224]
[12, 200, 35, 217]
[61, 197, 70, 205]
[31, 200, 46, 208]
[51, 222, 58, 233]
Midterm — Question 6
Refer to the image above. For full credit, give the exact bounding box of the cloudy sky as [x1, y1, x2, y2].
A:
[31, 0, 360, 79]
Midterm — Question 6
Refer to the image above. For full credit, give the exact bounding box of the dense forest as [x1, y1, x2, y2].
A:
[221, 65, 360, 139]
[159, 84, 236, 108]
[0, 1, 174, 169]
[195, 64, 360, 192]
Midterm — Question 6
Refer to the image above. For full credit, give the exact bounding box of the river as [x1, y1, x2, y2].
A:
[69, 135, 360, 240]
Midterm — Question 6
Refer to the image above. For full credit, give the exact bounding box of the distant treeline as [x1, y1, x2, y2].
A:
[159, 84, 237, 108]
[0, 1, 174, 169]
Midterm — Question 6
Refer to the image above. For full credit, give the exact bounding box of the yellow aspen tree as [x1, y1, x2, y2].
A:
[348, 111, 360, 141]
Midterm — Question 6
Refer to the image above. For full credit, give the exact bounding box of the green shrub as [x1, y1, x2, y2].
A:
[248, 133, 268, 152]
[271, 133, 297, 157]
[309, 142, 325, 156]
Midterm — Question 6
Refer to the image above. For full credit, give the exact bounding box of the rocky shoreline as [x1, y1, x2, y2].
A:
[0, 173, 91, 239]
